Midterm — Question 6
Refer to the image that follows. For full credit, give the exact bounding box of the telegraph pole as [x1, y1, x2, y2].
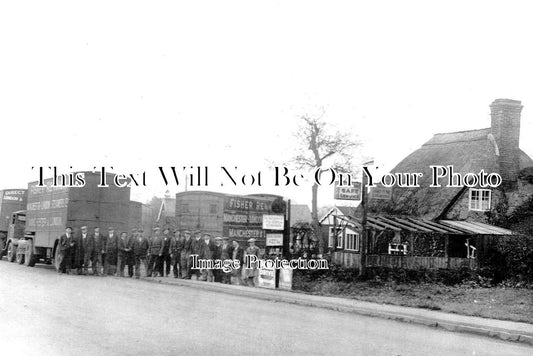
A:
[359, 160, 372, 277]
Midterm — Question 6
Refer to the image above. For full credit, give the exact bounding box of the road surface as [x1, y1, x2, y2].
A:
[0, 260, 531, 355]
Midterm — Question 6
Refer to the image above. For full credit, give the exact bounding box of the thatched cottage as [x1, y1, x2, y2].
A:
[328, 99, 533, 269]
[368, 98, 533, 229]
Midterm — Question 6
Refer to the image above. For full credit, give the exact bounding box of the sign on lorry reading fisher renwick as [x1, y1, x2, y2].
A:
[175, 191, 288, 248]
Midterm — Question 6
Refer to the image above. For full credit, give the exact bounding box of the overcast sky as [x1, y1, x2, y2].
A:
[1, 1, 532, 207]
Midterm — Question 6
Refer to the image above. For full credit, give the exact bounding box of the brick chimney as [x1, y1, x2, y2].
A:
[490, 98, 523, 183]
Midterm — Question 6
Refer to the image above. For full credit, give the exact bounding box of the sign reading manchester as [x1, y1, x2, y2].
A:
[223, 195, 278, 247]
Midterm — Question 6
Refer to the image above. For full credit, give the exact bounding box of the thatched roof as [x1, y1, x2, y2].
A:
[368, 128, 533, 219]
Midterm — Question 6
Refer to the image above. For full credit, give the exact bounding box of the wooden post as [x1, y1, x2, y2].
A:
[359, 167, 368, 278]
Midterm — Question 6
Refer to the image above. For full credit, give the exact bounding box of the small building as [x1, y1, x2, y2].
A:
[319, 206, 357, 251]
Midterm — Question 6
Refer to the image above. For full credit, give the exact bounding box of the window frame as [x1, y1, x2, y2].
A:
[469, 188, 491, 211]
[345, 232, 360, 251]
[336, 230, 343, 249]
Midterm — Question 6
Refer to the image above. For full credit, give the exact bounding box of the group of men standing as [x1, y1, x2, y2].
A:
[57, 225, 150, 278]
[56, 226, 256, 285]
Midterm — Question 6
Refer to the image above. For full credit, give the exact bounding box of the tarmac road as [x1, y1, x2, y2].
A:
[0, 260, 531, 356]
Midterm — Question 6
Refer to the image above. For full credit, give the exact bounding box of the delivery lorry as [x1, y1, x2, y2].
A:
[0, 189, 27, 254]
[3, 172, 130, 268]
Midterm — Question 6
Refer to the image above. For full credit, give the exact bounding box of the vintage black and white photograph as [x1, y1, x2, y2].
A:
[1, 1, 533, 355]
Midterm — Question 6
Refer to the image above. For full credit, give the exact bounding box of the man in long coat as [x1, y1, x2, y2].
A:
[189, 230, 204, 280]
[79, 226, 95, 275]
[170, 230, 183, 278]
[132, 229, 149, 278]
[180, 230, 192, 279]
[147, 227, 163, 277]
[58, 227, 74, 274]
[118, 231, 133, 277]
[92, 226, 106, 276]
[105, 227, 119, 276]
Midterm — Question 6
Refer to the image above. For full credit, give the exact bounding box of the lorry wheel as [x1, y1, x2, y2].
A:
[54, 246, 61, 272]
[24, 240, 35, 267]
[7, 243, 16, 263]
[16, 249, 24, 264]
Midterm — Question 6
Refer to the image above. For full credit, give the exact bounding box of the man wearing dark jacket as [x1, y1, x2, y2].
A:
[118, 231, 133, 277]
[230, 240, 245, 285]
[105, 227, 119, 276]
[92, 226, 106, 276]
[58, 227, 74, 274]
[189, 230, 204, 280]
[180, 230, 192, 279]
[77, 226, 94, 275]
[132, 229, 149, 278]
[170, 230, 183, 278]
[147, 227, 162, 277]
[219, 236, 232, 283]
[160, 228, 172, 277]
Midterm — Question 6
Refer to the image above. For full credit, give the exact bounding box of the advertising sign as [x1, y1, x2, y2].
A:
[371, 185, 392, 200]
[262, 214, 284, 230]
[266, 233, 283, 246]
[223, 195, 281, 247]
[334, 181, 361, 200]
[257, 265, 276, 289]
[278, 267, 293, 290]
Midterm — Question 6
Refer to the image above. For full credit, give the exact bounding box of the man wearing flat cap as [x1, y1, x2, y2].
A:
[159, 228, 172, 277]
[132, 228, 149, 278]
[170, 230, 183, 278]
[244, 238, 260, 287]
[92, 227, 106, 276]
[189, 230, 204, 280]
[180, 230, 192, 279]
[105, 227, 119, 276]
[200, 234, 214, 282]
[212, 237, 223, 282]
[219, 236, 232, 284]
[147, 227, 163, 277]
[77, 226, 94, 275]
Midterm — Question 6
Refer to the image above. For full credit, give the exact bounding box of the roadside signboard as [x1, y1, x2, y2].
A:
[257, 265, 276, 289]
[222, 195, 275, 246]
[266, 233, 283, 246]
[371, 185, 392, 200]
[262, 214, 284, 230]
[334, 181, 361, 200]
[278, 267, 293, 290]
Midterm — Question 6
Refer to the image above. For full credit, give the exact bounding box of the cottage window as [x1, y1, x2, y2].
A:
[182, 204, 190, 213]
[345, 233, 360, 251]
[336, 232, 343, 249]
[209, 204, 217, 214]
[469, 189, 491, 211]
[328, 227, 334, 248]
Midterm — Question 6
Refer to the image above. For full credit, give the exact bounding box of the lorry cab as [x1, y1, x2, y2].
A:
[4, 210, 31, 264]
[8, 210, 26, 240]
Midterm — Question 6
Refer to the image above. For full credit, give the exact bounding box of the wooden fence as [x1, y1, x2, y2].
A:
[332, 252, 477, 270]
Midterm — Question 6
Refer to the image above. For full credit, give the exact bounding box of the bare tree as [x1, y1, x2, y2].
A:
[292, 114, 360, 254]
